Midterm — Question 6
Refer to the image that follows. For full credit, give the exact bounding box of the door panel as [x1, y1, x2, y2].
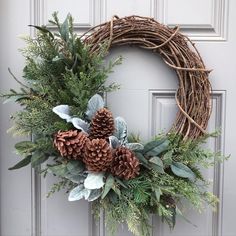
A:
[1, 0, 235, 236]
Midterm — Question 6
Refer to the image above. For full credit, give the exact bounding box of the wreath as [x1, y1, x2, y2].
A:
[1, 13, 226, 236]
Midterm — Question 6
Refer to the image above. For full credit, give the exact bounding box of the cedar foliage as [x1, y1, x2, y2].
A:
[1, 13, 121, 167]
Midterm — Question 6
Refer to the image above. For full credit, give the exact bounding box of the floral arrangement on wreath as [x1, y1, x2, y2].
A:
[1, 13, 227, 236]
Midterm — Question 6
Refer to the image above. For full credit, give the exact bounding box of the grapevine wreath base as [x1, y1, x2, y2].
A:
[1, 13, 226, 236]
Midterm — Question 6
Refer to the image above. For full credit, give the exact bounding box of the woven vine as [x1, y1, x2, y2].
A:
[83, 15, 212, 139]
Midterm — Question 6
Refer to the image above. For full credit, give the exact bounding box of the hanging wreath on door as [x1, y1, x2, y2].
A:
[1, 13, 226, 236]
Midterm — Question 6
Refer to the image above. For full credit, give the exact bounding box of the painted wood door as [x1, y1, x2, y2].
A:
[0, 0, 235, 236]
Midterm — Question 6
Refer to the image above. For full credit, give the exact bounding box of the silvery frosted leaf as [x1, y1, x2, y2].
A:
[68, 185, 84, 201]
[68, 185, 92, 201]
[71, 117, 89, 133]
[126, 143, 144, 151]
[52, 105, 72, 122]
[109, 136, 120, 149]
[83, 188, 92, 200]
[84, 172, 105, 189]
[114, 117, 128, 145]
[86, 94, 104, 120]
[87, 189, 102, 202]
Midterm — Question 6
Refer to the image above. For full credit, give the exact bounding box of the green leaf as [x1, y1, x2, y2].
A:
[162, 151, 173, 166]
[65, 174, 85, 184]
[146, 140, 170, 156]
[115, 177, 128, 188]
[126, 143, 144, 151]
[112, 185, 121, 197]
[66, 160, 84, 175]
[15, 141, 36, 154]
[28, 25, 54, 38]
[170, 162, 196, 181]
[8, 155, 32, 170]
[102, 174, 115, 199]
[149, 156, 164, 173]
[143, 138, 167, 154]
[134, 152, 149, 165]
[149, 156, 163, 167]
[154, 187, 162, 202]
[60, 15, 70, 41]
[31, 152, 49, 168]
[49, 164, 68, 177]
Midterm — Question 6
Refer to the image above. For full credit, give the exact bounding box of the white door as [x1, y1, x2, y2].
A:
[1, 0, 235, 236]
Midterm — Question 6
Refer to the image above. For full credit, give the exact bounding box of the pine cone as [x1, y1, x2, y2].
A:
[89, 108, 115, 139]
[163, 195, 176, 208]
[54, 130, 88, 160]
[110, 147, 140, 180]
[83, 138, 113, 172]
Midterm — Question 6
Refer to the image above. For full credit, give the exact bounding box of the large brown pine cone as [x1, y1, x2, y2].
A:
[110, 147, 140, 180]
[83, 138, 113, 172]
[89, 108, 115, 139]
[54, 130, 88, 160]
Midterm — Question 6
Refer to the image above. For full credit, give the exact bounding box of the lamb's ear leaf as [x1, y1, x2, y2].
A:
[109, 136, 120, 149]
[71, 118, 89, 133]
[87, 189, 102, 202]
[84, 172, 105, 189]
[52, 105, 72, 122]
[68, 185, 85, 201]
[114, 117, 128, 145]
[86, 94, 104, 120]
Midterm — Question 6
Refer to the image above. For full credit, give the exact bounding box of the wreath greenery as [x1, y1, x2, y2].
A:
[1, 13, 226, 236]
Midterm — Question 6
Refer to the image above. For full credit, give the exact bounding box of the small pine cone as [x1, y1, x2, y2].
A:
[83, 138, 113, 172]
[111, 147, 140, 180]
[163, 195, 176, 208]
[54, 130, 88, 160]
[89, 108, 115, 139]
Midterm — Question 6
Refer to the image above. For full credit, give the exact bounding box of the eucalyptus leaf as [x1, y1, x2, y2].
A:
[170, 162, 196, 182]
[31, 152, 49, 168]
[134, 152, 148, 164]
[49, 164, 68, 177]
[71, 118, 89, 133]
[149, 156, 163, 168]
[66, 160, 84, 175]
[114, 117, 128, 145]
[143, 138, 167, 154]
[15, 141, 36, 154]
[84, 172, 105, 189]
[109, 136, 120, 149]
[8, 155, 32, 170]
[146, 140, 170, 156]
[65, 174, 85, 184]
[163, 151, 173, 166]
[88, 189, 102, 202]
[102, 174, 115, 199]
[52, 105, 72, 122]
[86, 94, 104, 120]
[126, 143, 144, 151]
